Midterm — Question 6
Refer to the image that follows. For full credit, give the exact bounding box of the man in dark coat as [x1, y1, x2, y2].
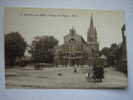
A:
[97, 65, 104, 82]
[92, 64, 98, 81]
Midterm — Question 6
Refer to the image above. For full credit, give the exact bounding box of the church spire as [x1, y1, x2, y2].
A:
[87, 14, 97, 42]
[90, 14, 94, 28]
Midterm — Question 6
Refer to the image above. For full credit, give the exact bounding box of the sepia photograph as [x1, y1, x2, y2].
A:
[5, 7, 128, 89]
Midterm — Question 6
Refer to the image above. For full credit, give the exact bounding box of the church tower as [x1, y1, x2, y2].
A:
[87, 15, 97, 42]
[87, 14, 99, 54]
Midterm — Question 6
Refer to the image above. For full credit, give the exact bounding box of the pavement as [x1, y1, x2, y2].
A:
[5, 65, 128, 89]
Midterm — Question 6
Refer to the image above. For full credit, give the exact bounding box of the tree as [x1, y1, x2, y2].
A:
[99, 47, 110, 57]
[5, 32, 27, 67]
[99, 43, 120, 66]
[30, 35, 58, 63]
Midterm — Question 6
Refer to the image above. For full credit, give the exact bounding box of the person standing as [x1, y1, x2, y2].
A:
[98, 65, 104, 82]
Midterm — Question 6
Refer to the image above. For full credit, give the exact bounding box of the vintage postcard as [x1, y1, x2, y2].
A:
[5, 7, 128, 89]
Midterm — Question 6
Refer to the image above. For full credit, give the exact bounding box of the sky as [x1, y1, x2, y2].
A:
[5, 8, 125, 50]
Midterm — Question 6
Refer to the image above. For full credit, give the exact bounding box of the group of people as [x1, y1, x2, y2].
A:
[71, 59, 105, 82]
[88, 63, 104, 82]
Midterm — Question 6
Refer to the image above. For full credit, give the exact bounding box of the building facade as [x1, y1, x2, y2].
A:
[54, 16, 99, 66]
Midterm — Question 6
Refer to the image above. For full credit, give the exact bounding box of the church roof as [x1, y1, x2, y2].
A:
[64, 27, 88, 46]
[64, 27, 80, 38]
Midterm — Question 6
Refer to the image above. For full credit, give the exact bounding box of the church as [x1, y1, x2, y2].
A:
[54, 15, 99, 66]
